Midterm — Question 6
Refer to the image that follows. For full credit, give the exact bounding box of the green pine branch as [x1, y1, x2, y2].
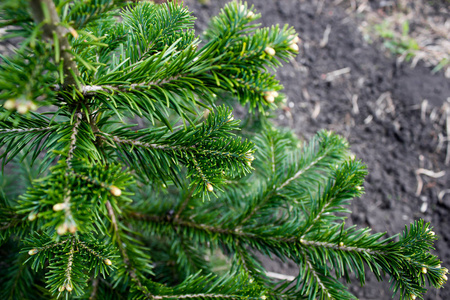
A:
[0, 0, 447, 299]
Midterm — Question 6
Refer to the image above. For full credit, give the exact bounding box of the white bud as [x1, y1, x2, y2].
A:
[28, 249, 38, 255]
[3, 99, 16, 110]
[28, 213, 37, 221]
[410, 295, 416, 300]
[27, 101, 38, 111]
[247, 11, 255, 18]
[264, 94, 275, 103]
[53, 203, 66, 211]
[16, 103, 29, 114]
[264, 47, 276, 56]
[57, 223, 68, 235]
[339, 242, 344, 247]
[58, 285, 65, 292]
[443, 274, 448, 281]
[104, 258, 112, 266]
[289, 43, 299, 51]
[206, 183, 214, 192]
[421, 267, 427, 274]
[289, 35, 300, 44]
[65, 284, 73, 292]
[69, 224, 77, 234]
[109, 185, 122, 197]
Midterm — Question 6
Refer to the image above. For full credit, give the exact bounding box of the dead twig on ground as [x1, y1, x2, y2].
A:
[438, 189, 450, 203]
[323, 67, 351, 82]
[415, 168, 446, 196]
[312, 101, 321, 120]
[364, 115, 373, 124]
[421, 99, 428, 122]
[375, 92, 395, 118]
[444, 100, 450, 165]
[320, 25, 331, 48]
[351, 94, 359, 114]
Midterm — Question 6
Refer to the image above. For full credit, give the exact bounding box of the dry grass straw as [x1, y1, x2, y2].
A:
[340, 0, 449, 77]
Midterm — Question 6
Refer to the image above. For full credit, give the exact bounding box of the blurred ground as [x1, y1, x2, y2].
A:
[185, 0, 450, 299]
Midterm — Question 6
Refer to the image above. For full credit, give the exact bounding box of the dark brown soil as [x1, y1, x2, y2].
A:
[185, 0, 450, 299]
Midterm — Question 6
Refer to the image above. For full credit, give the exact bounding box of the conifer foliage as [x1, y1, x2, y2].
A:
[0, 0, 447, 299]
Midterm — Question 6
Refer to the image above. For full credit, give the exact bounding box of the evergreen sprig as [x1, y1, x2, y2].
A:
[0, 1, 446, 299]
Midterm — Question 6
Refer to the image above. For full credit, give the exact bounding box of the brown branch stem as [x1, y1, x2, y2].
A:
[129, 212, 381, 255]
[106, 201, 153, 299]
[29, 0, 79, 87]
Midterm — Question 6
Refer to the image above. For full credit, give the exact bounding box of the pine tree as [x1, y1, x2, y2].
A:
[0, 0, 447, 299]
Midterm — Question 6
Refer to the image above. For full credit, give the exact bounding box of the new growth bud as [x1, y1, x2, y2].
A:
[421, 267, 427, 274]
[339, 242, 344, 247]
[65, 284, 73, 292]
[206, 183, 214, 192]
[264, 92, 275, 103]
[28, 249, 38, 255]
[289, 43, 299, 51]
[264, 91, 278, 103]
[290, 35, 300, 44]
[3, 99, 16, 110]
[109, 185, 122, 197]
[104, 258, 112, 266]
[57, 223, 68, 235]
[265, 94, 275, 103]
[28, 102, 38, 111]
[16, 103, 29, 114]
[58, 286, 65, 292]
[69, 224, 77, 234]
[53, 203, 66, 211]
[28, 213, 37, 221]
[264, 47, 276, 56]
